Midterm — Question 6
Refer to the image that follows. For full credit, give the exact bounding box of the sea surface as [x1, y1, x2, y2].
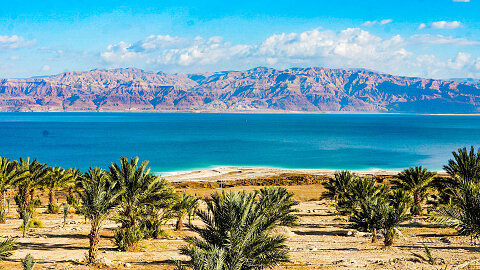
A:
[1, 113, 479, 173]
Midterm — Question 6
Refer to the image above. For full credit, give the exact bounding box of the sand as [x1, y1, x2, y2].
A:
[163, 166, 402, 182]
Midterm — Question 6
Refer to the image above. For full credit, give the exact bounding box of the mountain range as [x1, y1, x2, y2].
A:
[0, 67, 479, 113]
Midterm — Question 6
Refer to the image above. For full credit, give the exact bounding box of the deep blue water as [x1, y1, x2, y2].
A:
[0, 113, 479, 173]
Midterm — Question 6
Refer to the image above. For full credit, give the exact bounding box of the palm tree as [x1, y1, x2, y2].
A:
[382, 197, 411, 247]
[12, 158, 50, 218]
[176, 247, 228, 270]
[322, 170, 359, 201]
[392, 166, 436, 216]
[180, 187, 297, 270]
[42, 166, 73, 213]
[0, 238, 17, 261]
[77, 167, 121, 264]
[109, 157, 176, 251]
[340, 178, 388, 215]
[444, 146, 480, 182]
[0, 157, 24, 222]
[172, 193, 199, 231]
[349, 196, 385, 243]
[65, 168, 83, 206]
[433, 177, 480, 239]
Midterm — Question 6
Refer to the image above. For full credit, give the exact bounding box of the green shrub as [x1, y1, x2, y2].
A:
[22, 254, 35, 270]
[0, 206, 6, 223]
[30, 219, 43, 228]
[46, 203, 60, 214]
[114, 226, 144, 251]
[32, 197, 41, 208]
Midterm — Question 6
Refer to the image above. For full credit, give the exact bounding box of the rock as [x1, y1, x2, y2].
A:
[309, 247, 318, 251]
[97, 257, 112, 267]
[124, 263, 131, 267]
[440, 237, 452, 243]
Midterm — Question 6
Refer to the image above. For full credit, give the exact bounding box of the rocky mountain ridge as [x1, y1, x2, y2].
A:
[0, 67, 479, 113]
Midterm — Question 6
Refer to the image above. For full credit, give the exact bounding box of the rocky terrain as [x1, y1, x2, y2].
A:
[1, 67, 479, 113]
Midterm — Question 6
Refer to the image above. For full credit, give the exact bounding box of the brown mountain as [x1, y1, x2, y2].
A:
[0, 67, 479, 113]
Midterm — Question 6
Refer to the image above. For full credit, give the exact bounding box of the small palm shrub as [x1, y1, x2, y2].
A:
[350, 189, 411, 247]
[179, 187, 297, 269]
[22, 254, 35, 270]
[114, 225, 144, 251]
[21, 209, 33, 237]
[172, 194, 199, 231]
[176, 247, 227, 270]
[110, 157, 176, 251]
[0, 206, 5, 223]
[63, 203, 70, 227]
[139, 205, 173, 239]
[0, 238, 17, 261]
[47, 202, 60, 214]
[322, 170, 359, 206]
[392, 166, 436, 216]
[338, 177, 388, 215]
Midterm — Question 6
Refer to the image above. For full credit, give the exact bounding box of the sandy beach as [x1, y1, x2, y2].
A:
[163, 166, 407, 182]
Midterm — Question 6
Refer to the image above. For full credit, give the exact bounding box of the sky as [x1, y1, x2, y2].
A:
[0, 0, 479, 79]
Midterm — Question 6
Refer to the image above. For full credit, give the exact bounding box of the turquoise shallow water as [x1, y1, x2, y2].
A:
[1, 113, 480, 173]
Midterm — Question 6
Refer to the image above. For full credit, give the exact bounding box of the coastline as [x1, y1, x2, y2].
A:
[161, 166, 413, 182]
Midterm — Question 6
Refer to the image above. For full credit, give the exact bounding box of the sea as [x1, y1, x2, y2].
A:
[1, 112, 479, 174]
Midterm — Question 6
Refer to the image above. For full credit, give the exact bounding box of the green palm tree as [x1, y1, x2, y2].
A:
[349, 196, 386, 243]
[0, 238, 17, 261]
[322, 170, 359, 201]
[65, 168, 83, 206]
[181, 187, 297, 270]
[433, 177, 480, 239]
[12, 158, 50, 218]
[392, 166, 436, 216]
[444, 146, 480, 182]
[0, 157, 24, 222]
[109, 157, 176, 251]
[340, 178, 388, 215]
[77, 167, 121, 264]
[176, 246, 228, 270]
[42, 166, 73, 213]
[172, 193, 199, 231]
[381, 197, 411, 247]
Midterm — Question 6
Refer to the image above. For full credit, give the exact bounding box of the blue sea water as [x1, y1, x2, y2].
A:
[0, 113, 479, 173]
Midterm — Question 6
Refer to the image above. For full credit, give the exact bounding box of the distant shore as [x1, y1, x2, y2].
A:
[161, 166, 415, 182]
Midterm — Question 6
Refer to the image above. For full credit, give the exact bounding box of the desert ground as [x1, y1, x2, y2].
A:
[1, 168, 479, 270]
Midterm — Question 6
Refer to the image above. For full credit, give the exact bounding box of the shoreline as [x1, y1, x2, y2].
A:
[161, 166, 424, 182]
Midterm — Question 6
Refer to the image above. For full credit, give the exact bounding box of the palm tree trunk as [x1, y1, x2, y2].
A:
[29, 188, 35, 202]
[0, 189, 5, 209]
[371, 228, 377, 243]
[414, 193, 422, 216]
[384, 230, 394, 247]
[175, 217, 183, 231]
[88, 223, 100, 264]
[48, 189, 54, 205]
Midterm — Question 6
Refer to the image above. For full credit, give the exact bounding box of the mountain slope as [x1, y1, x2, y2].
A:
[0, 67, 479, 113]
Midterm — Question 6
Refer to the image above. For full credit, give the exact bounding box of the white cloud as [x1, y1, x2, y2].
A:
[362, 19, 392, 27]
[362, 21, 377, 27]
[0, 35, 35, 50]
[448, 52, 472, 70]
[41, 65, 50, 72]
[380, 19, 393, 25]
[409, 34, 480, 46]
[418, 23, 427, 30]
[431, 21, 462, 29]
[100, 27, 480, 79]
[453, 0, 470, 2]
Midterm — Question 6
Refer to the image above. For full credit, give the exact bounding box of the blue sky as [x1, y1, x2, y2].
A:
[0, 0, 479, 79]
